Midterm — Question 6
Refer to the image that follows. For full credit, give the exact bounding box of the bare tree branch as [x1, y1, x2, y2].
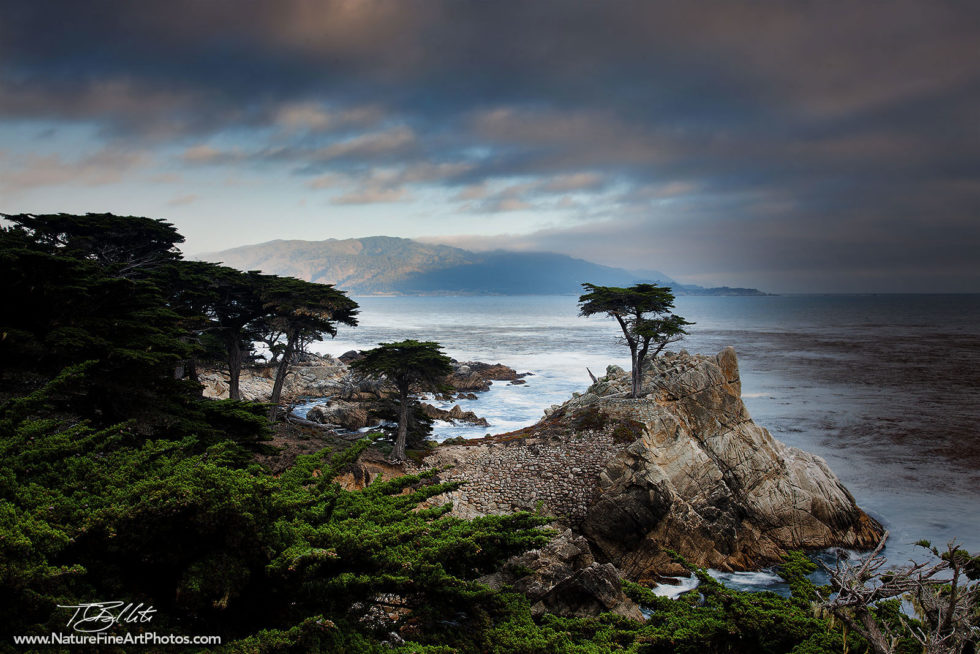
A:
[822, 532, 980, 654]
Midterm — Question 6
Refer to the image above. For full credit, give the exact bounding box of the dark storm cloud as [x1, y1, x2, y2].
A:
[1, 0, 978, 290]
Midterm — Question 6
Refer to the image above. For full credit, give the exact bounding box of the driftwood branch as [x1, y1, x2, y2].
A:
[822, 531, 980, 654]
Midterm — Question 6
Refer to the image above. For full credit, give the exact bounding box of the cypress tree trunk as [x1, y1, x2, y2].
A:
[228, 336, 242, 400]
[174, 335, 191, 379]
[269, 330, 298, 422]
[629, 345, 641, 399]
[632, 340, 651, 399]
[394, 387, 409, 461]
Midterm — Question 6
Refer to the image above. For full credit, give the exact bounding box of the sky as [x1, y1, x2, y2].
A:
[0, 1, 978, 293]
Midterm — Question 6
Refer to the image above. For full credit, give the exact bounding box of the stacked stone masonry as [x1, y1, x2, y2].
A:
[426, 431, 629, 526]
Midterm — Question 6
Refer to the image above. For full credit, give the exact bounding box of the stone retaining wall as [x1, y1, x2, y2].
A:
[424, 431, 628, 526]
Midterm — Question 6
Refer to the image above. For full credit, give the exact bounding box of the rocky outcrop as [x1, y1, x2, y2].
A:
[200, 355, 347, 402]
[306, 400, 371, 431]
[338, 350, 362, 364]
[565, 348, 882, 580]
[421, 347, 882, 581]
[333, 447, 407, 491]
[478, 529, 643, 621]
[419, 402, 490, 426]
[446, 361, 528, 393]
[199, 355, 525, 404]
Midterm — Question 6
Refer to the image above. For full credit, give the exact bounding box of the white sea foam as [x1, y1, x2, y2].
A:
[651, 575, 700, 599]
[709, 569, 785, 589]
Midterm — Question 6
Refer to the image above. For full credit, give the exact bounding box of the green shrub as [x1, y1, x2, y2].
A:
[610, 419, 645, 444]
[569, 407, 608, 431]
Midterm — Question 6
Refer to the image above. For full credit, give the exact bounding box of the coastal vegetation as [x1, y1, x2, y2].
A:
[350, 340, 454, 461]
[578, 283, 692, 398]
[0, 213, 976, 652]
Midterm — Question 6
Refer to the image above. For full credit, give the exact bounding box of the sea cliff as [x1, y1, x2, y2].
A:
[203, 346, 882, 582]
[422, 347, 882, 580]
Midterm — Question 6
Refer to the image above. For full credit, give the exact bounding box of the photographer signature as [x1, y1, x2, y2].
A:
[57, 602, 157, 633]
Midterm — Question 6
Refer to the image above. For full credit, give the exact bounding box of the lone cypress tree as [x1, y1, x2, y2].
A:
[350, 340, 453, 461]
[578, 283, 692, 398]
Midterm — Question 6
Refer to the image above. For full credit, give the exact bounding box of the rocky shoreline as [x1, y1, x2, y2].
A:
[208, 346, 882, 617]
[418, 347, 882, 585]
[199, 354, 518, 430]
[199, 355, 348, 404]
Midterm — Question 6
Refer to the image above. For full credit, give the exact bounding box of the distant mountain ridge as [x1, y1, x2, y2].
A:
[196, 236, 765, 296]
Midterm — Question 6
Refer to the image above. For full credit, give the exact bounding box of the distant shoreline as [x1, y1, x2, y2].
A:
[195, 236, 772, 296]
[313, 287, 773, 298]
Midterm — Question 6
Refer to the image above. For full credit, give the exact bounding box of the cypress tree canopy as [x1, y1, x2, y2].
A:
[579, 282, 692, 398]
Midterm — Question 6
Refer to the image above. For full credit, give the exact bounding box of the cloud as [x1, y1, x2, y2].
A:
[540, 173, 605, 193]
[333, 185, 410, 205]
[182, 145, 237, 164]
[457, 173, 611, 214]
[306, 161, 471, 205]
[307, 173, 346, 190]
[148, 173, 182, 183]
[167, 194, 198, 207]
[0, 148, 147, 192]
[468, 107, 676, 172]
[455, 182, 488, 201]
[480, 196, 532, 213]
[275, 103, 386, 133]
[310, 126, 417, 162]
[0, 76, 224, 140]
[181, 126, 421, 172]
[1, 1, 978, 290]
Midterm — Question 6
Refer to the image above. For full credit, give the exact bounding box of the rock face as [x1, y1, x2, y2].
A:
[478, 530, 643, 621]
[200, 355, 347, 402]
[565, 347, 883, 579]
[419, 402, 490, 427]
[333, 447, 407, 491]
[306, 400, 370, 431]
[420, 347, 882, 581]
[338, 350, 362, 364]
[446, 361, 528, 392]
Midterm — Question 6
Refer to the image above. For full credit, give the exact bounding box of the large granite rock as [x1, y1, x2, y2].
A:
[419, 402, 490, 427]
[478, 529, 644, 621]
[200, 355, 347, 402]
[447, 361, 527, 392]
[561, 347, 882, 580]
[306, 400, 370, 431]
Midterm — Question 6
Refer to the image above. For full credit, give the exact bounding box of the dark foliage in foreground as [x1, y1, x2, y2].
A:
[0, 369, 554, 647]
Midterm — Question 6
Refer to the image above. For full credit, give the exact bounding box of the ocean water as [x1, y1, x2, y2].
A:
[311, 294, 980, 583]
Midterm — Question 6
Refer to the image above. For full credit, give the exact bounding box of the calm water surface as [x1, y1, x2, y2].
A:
[312, 294, 980, 574]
